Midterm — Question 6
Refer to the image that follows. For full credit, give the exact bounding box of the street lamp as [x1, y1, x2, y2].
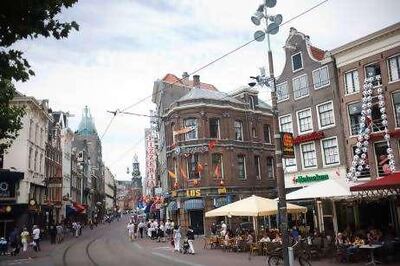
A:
[250, 1, 290, 266]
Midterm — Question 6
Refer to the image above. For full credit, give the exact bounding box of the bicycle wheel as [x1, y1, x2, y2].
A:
[299, 256, 312, 266]
[268, 255, 283, 266]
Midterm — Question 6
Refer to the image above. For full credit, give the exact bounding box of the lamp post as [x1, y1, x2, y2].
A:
[251, 1, 289, 265]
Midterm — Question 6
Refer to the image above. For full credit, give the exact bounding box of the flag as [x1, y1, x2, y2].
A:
[168, 170, 177, 179]
[214, 164, 221, 178]
[180, 166, 188, 180]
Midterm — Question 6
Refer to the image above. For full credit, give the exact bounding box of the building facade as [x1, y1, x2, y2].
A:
[2, 92, 51, 231]
[161, 84, 276, 234]
[104, 167, 116, 212]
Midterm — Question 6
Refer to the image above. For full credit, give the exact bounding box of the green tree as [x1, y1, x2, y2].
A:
[0, 0, 79, 152]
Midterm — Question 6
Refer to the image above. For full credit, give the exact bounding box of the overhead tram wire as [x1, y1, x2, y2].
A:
[100, 112, 117, 141]
[102, 0, 328, 140]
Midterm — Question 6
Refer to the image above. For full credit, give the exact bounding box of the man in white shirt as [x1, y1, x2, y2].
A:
[220, 221, 227, 237]
[127, 222, 135, 241]
[32, 225, 41, 252]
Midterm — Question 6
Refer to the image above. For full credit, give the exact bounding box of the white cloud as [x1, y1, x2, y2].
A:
[14, 0, 400, 180]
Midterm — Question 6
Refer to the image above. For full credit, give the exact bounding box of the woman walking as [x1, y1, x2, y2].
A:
[173, 225, 181, 252]
[20, 227, 30, 252]
[187, 226, 195, 254]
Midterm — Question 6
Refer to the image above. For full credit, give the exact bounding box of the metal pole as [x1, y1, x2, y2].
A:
[265, 6, 289, 266]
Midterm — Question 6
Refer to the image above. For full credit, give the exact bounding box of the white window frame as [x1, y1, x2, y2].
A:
[293, 74, 309, 100]
[392, 90, 400, 128]
[234, 120, 244, 141]
[279, 114, 293, 133]
[320, 137, 340, 167]
[291, 52, 303, 73]
[300, 141, 318, 169]
[387, 54, 400, 83]
[316, 100, 335, 130]
[255, 155, 261, 180]
[266, 157, 275, 179]
[296, 108, 313, 135]
[184, 118, 198, 141]
[312, 65, 330, 90]
[364, 61, 382, 87]
[344, 69, 360, 95]
[237, 155, 247, 180]
[276, 81, 289, 103]
[347, 101, 362, 137]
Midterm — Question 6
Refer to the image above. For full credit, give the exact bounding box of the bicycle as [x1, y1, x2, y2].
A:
[267, 240, 312, 266]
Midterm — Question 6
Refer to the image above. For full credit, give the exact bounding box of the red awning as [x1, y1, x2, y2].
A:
[350, 172, 400, 191]
[73, 202, 86, 213]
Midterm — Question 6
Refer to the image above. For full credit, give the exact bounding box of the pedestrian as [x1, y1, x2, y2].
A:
[220, 221, 227, 237]
[0, 237, 7, 255]
[56, 224, 64, 243]
[8, 227, 20, 256]
[138, 220, 144, 239]
[127, 222, 135, 241]
[50, 224, 57, 244]
[72, 222, 80, 238]
[187, 226, 195, 254]
[20, 227, 30, 252]
[32, 225, 41, 252]
[173, 225, 181, 252]
[165, 220, 172, 238]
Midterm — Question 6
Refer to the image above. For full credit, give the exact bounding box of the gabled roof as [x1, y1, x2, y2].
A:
[309, 45, 325, 61]
[285, 27, 326, 62]
[176, 87, 243, 104]
[161, 73, 217, 91]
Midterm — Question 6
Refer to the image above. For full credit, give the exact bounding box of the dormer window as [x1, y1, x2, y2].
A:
[292, 52, 303, 72]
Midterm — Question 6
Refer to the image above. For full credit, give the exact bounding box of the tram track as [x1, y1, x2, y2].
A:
[62, 235, 99, 266]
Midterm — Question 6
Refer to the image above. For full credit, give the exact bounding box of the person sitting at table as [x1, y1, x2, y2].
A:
[272, 233, 282, 244]
[224, 229, 232, 246]
[367, 229, 380, 245]
[246, 231, 254, 245]
[259, 233, 271, 243]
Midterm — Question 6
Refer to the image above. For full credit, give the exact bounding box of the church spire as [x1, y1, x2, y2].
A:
[77, 106, 97, 136]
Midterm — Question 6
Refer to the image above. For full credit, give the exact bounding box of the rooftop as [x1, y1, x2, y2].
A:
[162, 73, 217, 91]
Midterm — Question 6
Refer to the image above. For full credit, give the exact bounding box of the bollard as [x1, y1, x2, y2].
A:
[288, 246, 294, 266]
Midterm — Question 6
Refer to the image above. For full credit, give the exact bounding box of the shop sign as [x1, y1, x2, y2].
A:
[293, 174, 329, 184]
[293, 131, 325, 145]
[173, 126, 196, 136]
[186, 189, 201, 197]
[280, 132, 295, 158]
[175, 145, 208, 155]
[218, 187, 227, 194]
[0, 181, 11, 198]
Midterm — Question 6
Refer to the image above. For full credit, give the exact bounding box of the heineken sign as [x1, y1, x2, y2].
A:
[293, 174, 329, 184]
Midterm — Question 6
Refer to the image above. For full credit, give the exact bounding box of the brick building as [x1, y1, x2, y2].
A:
[161, 81, 276, 234]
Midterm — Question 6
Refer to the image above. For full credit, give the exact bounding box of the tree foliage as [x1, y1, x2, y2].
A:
[0, 0, 79, 152]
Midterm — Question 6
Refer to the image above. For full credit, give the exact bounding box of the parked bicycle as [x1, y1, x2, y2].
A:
[267, 240, 311, 266]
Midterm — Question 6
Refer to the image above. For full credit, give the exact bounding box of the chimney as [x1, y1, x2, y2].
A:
[182, 72, 189, 80]
[193, 75, 200, 88]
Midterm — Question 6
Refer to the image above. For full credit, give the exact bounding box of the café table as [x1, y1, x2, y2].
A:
[359, 244, 382, 266]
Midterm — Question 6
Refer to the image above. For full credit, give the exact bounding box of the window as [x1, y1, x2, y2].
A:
[263, 125, 271, 143]
[35, 124, 38, 143]
[234, 121, 243, 141]
[28, 148, 33, 169]
[293, 74, 309, 99]
[344, 70, 360, 94]
[184, 118, 197, 140]
[317, 101, 335, 128]
[237, 155, 246, 180]
[313, 66, 330, 89]
[292, 52, 303, 72]
[283, 158, 297, 172]
[40, 128, 44, 146]
[212, 154, 223, 179]
[371, 103, 385, 132]
[255, 156, 261, 180]
[276, 82, 289, 102]
[279, 115, 293, 133]
[388, 55, 400, 82]
[297, 108, 313, 133]
[348, 102, 363, 135]
[321, 138, 339, 165]
[34, 150, 38, 171]
[394, 91, 400, 127]
[301, 142, 317, 168]
[29, 120, 33, 140]
[171, 122, 176, 144]
[187, 154, 200, 179]
[209, 118, 220, 139]
[39, 153, 43, 172]
[266, 157, 274, 178]
[365, 63, 381, 86]
[252, 127, 257, 138]
[249, 96, 255, 109]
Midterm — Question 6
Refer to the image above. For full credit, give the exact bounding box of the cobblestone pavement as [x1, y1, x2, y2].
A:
[1, 218, 398, 266]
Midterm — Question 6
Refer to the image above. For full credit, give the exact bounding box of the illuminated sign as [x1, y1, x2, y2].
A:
[186, 189, 201, 197]
[293, 174, 329, 184]
[281, 132, 295, 158]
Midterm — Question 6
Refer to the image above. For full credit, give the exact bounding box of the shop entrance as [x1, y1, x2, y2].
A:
[189, 210, 204, 235]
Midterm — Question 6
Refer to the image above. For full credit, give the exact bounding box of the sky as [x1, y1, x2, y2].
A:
[14, 0, 400, 181]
